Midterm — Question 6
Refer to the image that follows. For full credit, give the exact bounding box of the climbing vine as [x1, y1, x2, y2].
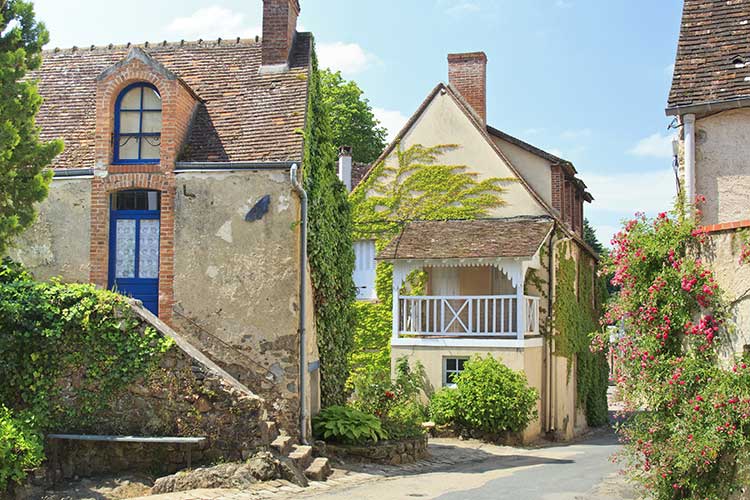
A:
[348, 143, 514, 384]
[552, 241, 609, 427]
[303, 46, 357, 407]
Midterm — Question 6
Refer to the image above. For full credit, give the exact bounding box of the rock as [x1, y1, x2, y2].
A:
[304, 457, 332, 481]
[152, 451, 284, 494]
[278, 456, 309, 487]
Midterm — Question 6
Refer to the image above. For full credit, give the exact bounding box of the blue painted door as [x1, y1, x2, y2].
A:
[108, 209, 160, 315]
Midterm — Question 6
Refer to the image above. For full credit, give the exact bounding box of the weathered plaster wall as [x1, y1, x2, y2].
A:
[701, 231, 750, 358]
[380, 91, 548, 218]
[490, 136, 553, 209]
[695, 109, 750, 225]
[8, 178, 91, 282]
[172, 170, 318, 434]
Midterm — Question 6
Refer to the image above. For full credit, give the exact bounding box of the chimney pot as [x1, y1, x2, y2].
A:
[261, 0, 301, 69]
[447, 52, 488, 124]
[338, 146, 353, 192]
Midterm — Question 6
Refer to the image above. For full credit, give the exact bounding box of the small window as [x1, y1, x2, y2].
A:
[444, 357, 468, 387]
[114, 83, 162, 164]
[111, 190, 161, 211]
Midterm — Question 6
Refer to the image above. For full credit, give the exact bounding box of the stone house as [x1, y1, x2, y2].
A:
[347, 52, 600, 441]
[9, 0, 320, 437]
[667, 0, 750, 357]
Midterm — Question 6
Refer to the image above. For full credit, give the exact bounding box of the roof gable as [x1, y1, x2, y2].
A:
[34, 35, 312, 168]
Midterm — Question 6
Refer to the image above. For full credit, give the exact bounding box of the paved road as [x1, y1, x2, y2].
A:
[298, 430, 634, 500]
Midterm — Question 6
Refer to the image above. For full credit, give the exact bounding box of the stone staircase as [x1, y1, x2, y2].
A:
[261, 421, 332, 482]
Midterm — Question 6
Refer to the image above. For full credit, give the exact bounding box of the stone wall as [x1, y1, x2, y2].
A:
[45, 302, 269, 482]
[319, 436, 429, 465]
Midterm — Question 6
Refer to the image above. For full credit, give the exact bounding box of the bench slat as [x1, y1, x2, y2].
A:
[47, 434, 205, 444]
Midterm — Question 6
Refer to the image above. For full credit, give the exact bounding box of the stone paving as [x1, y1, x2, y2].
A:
[130, 437, 525, 500]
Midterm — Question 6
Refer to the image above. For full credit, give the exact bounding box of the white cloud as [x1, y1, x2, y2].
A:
[523, 128, 545, 136]
[555, 0, 573, 8]
[560, 128, 592, 140]
[317, 42, 376, 75]
[442, 1, 481, 15]
[374, 108, 409, 143]
[166, 6, 260, 40]
[585, 168, 677, 215]
[629, 132, 676, 159]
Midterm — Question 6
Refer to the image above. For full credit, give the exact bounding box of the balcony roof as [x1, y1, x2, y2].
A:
[377, 217, 554, 261]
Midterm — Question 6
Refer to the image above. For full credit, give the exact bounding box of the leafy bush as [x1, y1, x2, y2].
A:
[0, 406, 43, 491]
[596, 205, 750, 499]
[349, 357, 428, 440]
[428, 388, 459, 425]
[312, 405, 387, 445]
[434, 355, 538, 435]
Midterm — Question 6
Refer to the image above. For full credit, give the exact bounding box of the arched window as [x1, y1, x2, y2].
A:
[114, 82, 162, 163]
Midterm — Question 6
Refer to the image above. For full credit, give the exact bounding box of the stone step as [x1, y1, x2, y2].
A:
[288, 445, 313, 470]
[271, 435, 294, 456]
[304, 457, 332, 482]
[260, 421, 279, 444]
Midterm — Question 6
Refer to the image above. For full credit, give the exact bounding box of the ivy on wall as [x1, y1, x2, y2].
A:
[552, 241, 609, 427]
[348, 143, 513, 382]
[303, 46, 357, 408]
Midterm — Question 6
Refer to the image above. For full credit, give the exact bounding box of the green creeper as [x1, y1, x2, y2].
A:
[319, 69, 387, 164]
[0, 1, 63, 254]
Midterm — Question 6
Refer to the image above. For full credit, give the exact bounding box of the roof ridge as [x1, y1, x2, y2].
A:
[43, 36, 274, 54]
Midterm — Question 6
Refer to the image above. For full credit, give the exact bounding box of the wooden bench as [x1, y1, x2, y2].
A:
[47, 434, 206, 468]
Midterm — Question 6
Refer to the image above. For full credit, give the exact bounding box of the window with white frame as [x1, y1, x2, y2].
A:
[353, 240, 376, 300]
[443, 357, 469, 387]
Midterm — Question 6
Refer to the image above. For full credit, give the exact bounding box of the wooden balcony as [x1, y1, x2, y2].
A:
[396, 295, 540, 340]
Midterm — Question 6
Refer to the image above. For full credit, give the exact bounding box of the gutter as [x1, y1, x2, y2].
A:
[666, 96, 750, 118]
[174, 161, 296, 171]
[52, 168, 94, 178]
[289, 163, 309, 444]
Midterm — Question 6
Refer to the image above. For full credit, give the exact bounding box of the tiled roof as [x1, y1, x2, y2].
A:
[34, 35, 311, 168]
[668, 0, 750, 109]
[378, 217, 554, 260]
[351, 162, 372, 189]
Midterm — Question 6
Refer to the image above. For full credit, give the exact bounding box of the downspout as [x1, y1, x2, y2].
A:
[546, 224, 555, 433]
[683, 114, 696, 215]
[290, 163, 309, 444]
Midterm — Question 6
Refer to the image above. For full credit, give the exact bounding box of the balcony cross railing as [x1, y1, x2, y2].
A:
[397, 295, 540, 339]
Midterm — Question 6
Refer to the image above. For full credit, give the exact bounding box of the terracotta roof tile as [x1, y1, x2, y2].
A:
[377, 217, 554, 260]
[34, 35, 311, 168]
[668, 0, 750, 109]
[351, 162, 372, 189]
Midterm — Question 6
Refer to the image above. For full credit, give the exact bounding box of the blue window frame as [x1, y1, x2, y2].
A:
[113, 82, 162, 164]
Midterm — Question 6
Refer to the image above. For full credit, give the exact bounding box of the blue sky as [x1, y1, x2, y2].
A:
[33, 0, 684, 246]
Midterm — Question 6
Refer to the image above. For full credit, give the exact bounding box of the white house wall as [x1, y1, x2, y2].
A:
[490, 135, 554, 209]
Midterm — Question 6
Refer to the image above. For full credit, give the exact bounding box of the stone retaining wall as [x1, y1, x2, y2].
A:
[45, 303, 269, 483]
[319, 435, 429, 465]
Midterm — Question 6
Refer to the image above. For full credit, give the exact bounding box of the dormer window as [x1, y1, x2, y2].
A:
[114, 82, 162, 163]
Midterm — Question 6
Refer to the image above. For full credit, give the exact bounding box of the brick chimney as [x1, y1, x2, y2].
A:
[448, 52, 487, 124]
[261, 0, 301, 70]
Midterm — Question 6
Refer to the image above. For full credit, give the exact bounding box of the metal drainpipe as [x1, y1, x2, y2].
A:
[290, 164, 309, 444]
[546, 225, 555, 433]
[683, 114, 696, 215]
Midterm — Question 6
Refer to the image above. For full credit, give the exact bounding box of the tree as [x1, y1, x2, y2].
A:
[0, 1, 63, 254]
[319, 69, 387, 164]
[583, 218, 605, 255]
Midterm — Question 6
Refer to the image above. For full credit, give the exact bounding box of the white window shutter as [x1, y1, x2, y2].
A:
[353, 240, 377, 300]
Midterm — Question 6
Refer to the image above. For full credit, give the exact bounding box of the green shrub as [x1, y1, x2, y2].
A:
[349, 357, 428, 440]
[444, 355, 538, 435]
[0, 406, 43, 491]
[428, 388, 459, 425]
[312, 405, 387, 445]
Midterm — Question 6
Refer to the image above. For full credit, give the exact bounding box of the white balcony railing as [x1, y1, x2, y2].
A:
[397, 295, 540, 338]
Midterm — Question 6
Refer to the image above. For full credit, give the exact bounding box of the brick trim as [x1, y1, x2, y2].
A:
[701, 219, 750, 233]
[89, 173, 176, 321]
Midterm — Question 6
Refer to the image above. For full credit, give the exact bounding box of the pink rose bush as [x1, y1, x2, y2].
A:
[597, 205, 750, 500]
